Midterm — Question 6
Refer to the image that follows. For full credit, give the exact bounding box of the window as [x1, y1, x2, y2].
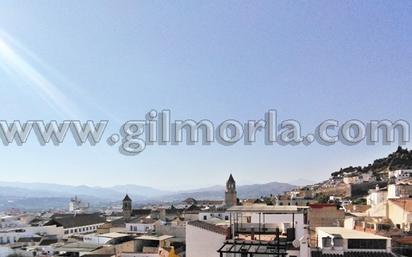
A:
[203, 215, 207, 220]
[322, 237, 331, 247]
[377, 224, 391, 231]
[347, 239, 386, 249]
[333, 238, 343, 247]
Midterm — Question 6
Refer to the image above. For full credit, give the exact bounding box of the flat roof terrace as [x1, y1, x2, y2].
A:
[227, 205, 308, 214]
[316, 227, 390, 240]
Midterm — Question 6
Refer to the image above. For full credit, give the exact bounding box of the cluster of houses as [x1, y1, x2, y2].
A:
[0, 173, 411, 257]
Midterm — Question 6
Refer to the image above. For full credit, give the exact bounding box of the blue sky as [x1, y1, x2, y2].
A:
[0, 1, 412, 190]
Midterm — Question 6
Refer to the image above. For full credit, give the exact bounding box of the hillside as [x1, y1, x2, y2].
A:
[331, 146, 412, 178]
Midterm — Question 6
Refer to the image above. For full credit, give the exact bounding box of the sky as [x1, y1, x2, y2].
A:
[0, 1, 412, 190]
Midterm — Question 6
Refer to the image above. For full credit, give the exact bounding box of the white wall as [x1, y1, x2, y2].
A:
[317, 229, 391, 253]
[392, 169, 412, 180]
[388, 184, 400, 199]
[251, 213, 305, 240]
[0, 246, 14, 256]
[367, 191, 387, 206]
[186, 224, 226, 257]
[83, 234, 113, 245]
[344, 217, 355, 230]
[198, 212, 229, 221]
[63, 223, 105, 236]
[126, 223, 155, 233]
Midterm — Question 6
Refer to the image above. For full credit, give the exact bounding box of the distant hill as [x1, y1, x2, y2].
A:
[331, 146, 412, 178]
[156, 182, 296, 202]
[110, 184, 171, 197]
[288, 179, 316, 187]
[0, 182, 158, 210]
[0, 181, 296, 210]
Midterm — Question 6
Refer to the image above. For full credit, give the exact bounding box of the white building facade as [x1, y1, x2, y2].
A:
[186, 221, 228, 257]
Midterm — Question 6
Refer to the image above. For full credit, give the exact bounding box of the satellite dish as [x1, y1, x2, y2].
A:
[292, 240, 300, 248]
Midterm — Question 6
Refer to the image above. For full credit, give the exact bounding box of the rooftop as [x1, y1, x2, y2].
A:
[54, 242, 100, 252]
[344, 204, 371, 213]
[188, 220, 229, 235]
[218, 239, 288, 255]
[136, 235, 174, 241]
[316, 227, 390, 240]
[38, 237, 58, 246]
[309, 203, 339, 209]
[311, 251, 393, 257]
[44, 213, 106, 229]
[127, 216, 157, 224]
[390, 199, 412, 212]
[97, 232, 130, 239]
[227, 204, 307, 214]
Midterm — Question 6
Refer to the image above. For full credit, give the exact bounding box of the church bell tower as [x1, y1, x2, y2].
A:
[122, 194, 132, 221]
[225, 174, 237, 207]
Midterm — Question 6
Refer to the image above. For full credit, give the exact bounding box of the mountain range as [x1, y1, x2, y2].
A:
[0, 180, 296, 211]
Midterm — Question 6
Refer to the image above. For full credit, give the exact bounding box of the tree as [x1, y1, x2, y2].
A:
[316, 193, 330, 203]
